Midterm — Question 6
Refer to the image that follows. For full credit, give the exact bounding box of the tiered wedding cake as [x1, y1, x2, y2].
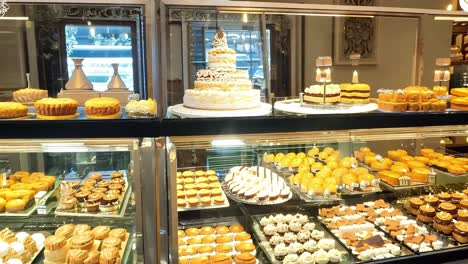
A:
[183, 29, 260, 110]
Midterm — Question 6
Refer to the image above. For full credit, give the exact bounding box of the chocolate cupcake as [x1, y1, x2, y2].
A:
[451, 192, 464, 208]
[433, 211, 453, 235]
[423, 195, 439, 207]
[439, 202, 458, 218]
[417, 204, 436, 223]
[437, 192, 451, 203]
[408, 197, 424, 215]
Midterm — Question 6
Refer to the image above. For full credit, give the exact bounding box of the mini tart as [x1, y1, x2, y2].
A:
[34, 98, 78, 119]
[89, 173, 103, 181]
[433, 211, 454, 235]
[74, 224, 91, 235]
[81, 179, 96, 186]
[97, 180, 111, 188]
[213, 196, 225, 205]
[86, 201, 99, 212]
[424, 195, 439, 207]
[187, 197, 199, 206]
[5, 199, 26, 212]
[194, 170, 206, 177]
[452, 221, 468, 244]
[110, 171, 123, 179]
[55, 224, 75, 239]
[182, 171, 195, 178]
[75, 191, 90, 202]
[408, 197, 424, 215]
[451, 192, 465, 207]
[84, 97, 121, 119]
[200, 196, 211, 205]
[215, 244, 233, 253]
[187, 237, 202, 245]
[88, 192, 104, 202]
[177, 198, 186, 207]
[417, 204, 436, 223]
[92, 225, 111, 240]
[44, 235, 67, 251]
[0, 102, 28, 119]
[234, 252, 256, 264]
[70, 231, 95, 250]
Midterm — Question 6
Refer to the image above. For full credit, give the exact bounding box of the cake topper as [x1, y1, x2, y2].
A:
[212, 28, 228, 49]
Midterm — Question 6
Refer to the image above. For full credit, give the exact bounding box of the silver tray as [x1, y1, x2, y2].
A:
[251, 213, 353, 264]
[55, 170, 131, 218]
[222, 182, 292, 205]
[0, 181, 60, 217]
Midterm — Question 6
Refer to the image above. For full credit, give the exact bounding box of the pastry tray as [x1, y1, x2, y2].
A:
[177, 189, 230, 212]
[55, 170, 131, 218]
[428, 148, 468, 177]
[176, 167, 230, 212]
[398, 202, 468, 247]
[177, 217, 258, 263]
[379, 180, 432, 191]
[222, 182, 292, 205]
[376, 203, 463, 252]
[0, 180, 60, 217]
[251, 213, 353, 264]
[318, 213, 414, 263]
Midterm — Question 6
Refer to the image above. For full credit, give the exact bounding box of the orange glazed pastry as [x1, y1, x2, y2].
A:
[0, 102, 28, 119]
[84, 97, 121, 119]
[34, 98, 78, 119]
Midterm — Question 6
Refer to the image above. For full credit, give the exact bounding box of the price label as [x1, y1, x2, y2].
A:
[375, 154, 384, 162]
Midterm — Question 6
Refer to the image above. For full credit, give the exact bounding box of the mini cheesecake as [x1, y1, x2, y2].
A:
[439, 202, 458, 218]
[408, 197, 424, 215]
[437, 192, 451, 203]
[452, 221, 468, 244]
[417, 204, 436, 223]
[424, 195, 439, 207]
[433, 211, 453, 235]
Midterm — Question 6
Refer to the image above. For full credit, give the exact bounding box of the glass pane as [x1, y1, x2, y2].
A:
[65, 24, 134, 91]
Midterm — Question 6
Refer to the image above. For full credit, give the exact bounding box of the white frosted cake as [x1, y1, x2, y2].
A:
[303, 84, 341, 104]
[183, 28, 260, 110]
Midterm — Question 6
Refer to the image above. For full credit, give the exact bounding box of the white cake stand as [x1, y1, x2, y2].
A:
[168, 103, 271, 118]
[274, 99, 378, 114]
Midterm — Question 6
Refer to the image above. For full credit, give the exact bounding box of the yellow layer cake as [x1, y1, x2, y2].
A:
[340, 83, 371, 104]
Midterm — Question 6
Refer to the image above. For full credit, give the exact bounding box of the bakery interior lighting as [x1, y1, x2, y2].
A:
[434, 16, 468, 21]
[242, 13, 248, 23]
[264, 12, 374, 18]
[447, 4, 453, 11]
[211, 139, 245, 147]
[0, 16, 28, 20]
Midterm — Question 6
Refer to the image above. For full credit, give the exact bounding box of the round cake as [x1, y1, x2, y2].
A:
[303, 84, 341, 104]
[0, 102, 28, 119]
[125, 99, 157, 117]
[85, 97, 121, 119]
[34, 98, 78, 119]
[339, 83, 371, 104]
[183, 28, 260, 110]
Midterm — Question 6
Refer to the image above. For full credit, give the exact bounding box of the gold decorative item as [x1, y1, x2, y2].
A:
[107, 63, 128, 90]
[65, 58, 93, 90]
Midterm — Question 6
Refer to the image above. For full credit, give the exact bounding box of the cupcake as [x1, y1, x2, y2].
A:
[303, 239, 318, 253]
[283, 232, 297, 245]
[297, 230, 311, 243]
[269, 234, 284, 247]
[423, 194, 439, 207]
[288, 242, 304, 255]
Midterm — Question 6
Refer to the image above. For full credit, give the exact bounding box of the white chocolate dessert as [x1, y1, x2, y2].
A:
[223, 166, 291, 203]
[183, 28, 260, 110]
[303, 84, 341, 104]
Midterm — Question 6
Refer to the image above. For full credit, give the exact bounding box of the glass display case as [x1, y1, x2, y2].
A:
[166, 125, 468, 264]
[0, 138, 161, 263]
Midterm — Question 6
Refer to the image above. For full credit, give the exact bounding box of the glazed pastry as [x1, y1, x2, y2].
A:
[109, 228, 127, 240]
[451, 192, 465, 208]
[424, 194, 439, 207]
[99, 247, 121, 264]
[70, 231, 95, 250]
[433, 211, 454, 235]
[85, 97, 121, 119]
[418, 204, 436, 223]
[34, 98, 78, 119]
[437, 192, 451, 203]
[44, 235, 68, 263]
[84, 250, 100, 264]
[5, 199, 26, 212]
[200, 226, 215, 235]
[74, 224, 91, 236]
[89, 173, 103, 181]
[92, 225, 110, 240]
[458, 209, 468, 222]
[65, 248, 88, 263]
[210, 253, 232, 264]
[110, 171, 123, 179]
[235, 242, 255, 253]
[102, 236, 122, 249]
[55, 224, 75, 239]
